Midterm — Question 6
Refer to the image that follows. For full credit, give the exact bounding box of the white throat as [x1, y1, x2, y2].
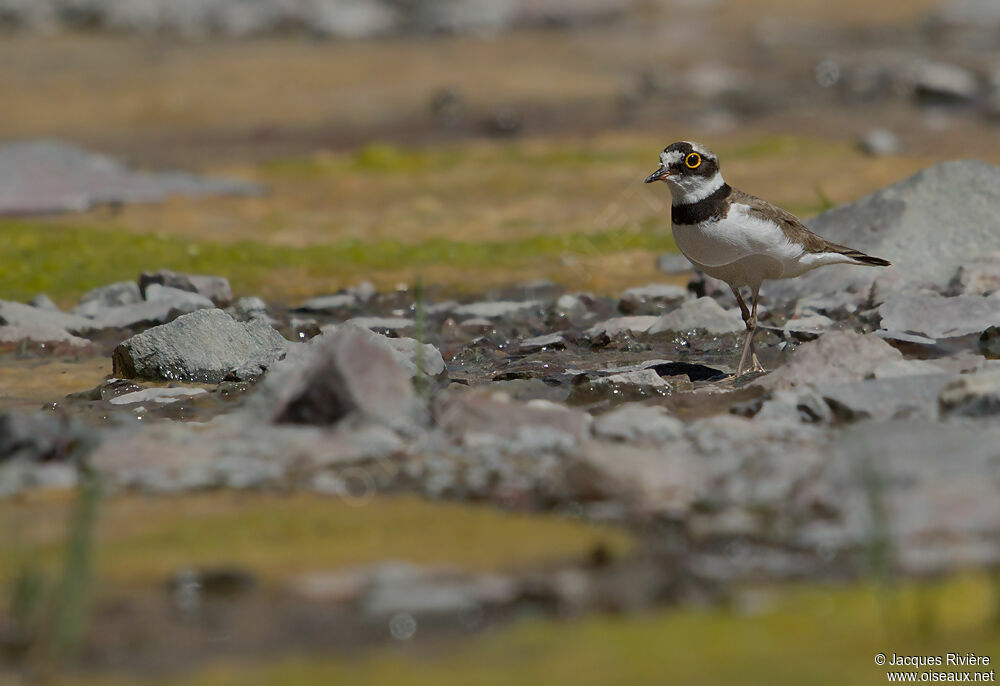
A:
[665, 171, 725, 206]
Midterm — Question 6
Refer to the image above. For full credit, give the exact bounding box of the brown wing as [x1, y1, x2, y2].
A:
[729, 189, 891, 266]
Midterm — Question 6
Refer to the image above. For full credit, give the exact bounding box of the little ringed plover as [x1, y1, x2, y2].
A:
[645, 140, 890, 376]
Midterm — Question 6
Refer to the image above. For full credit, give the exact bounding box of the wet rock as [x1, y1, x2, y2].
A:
[569, 369, 672, 404]
[519, 332, 566, 353]
[878, 292, 998, 339]
[452, 300, 541, 319]
[757, 330, 903, 390]
[108, 387, 208, 406]
[656, 252, 693, 275]
[585, 316, 657, 338]
[618, 283, 687, 315]
[764, 160, 1000, 305]
[72, 280, 142, 317]
[139, 270, 232, 307]
[647, 297, 742, 336]
[592, 404, 684, 443]
[939, 369, 1000, 417]
[112, 308, 288, 383]
[262, 324, 422, 428]
[0, 140, 258, 215]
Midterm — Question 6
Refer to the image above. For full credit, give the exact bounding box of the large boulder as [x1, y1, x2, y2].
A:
[764, 160, 1000, 305]
[112, 308, 288, 383]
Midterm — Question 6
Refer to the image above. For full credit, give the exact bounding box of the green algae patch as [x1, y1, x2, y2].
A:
[1, 492, 633, 586]
[60, 574, 1000, 686]
[0, 219, 676, 305]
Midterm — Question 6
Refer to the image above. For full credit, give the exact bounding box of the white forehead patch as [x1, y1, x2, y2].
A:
[660, 150, 683, 166]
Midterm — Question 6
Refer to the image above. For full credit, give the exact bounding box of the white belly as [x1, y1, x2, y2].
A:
[671, 207, 807, 288]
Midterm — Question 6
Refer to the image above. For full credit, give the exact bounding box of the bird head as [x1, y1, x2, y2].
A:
[645, 141, 723, 202]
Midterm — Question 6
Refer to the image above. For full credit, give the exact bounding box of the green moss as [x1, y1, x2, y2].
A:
[57, 574, 1000, 686]
[1, 493, 633, 585]
[0, 220, 675, 304]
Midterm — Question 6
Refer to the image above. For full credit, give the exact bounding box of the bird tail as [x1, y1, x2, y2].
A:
[830, 245, 891, 267]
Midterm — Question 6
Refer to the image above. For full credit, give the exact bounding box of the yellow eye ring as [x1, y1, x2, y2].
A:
[685, 152, 702, 169]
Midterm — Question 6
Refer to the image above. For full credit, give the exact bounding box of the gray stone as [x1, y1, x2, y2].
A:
[757, 330, 903, 390]
[0, 140, 258, 215]
[0, 412, 98, 463]
[28, 293, 59, 311]
[72, 280, 142, 317]
[436, 390, 591, 447]
[818, 374, 955, 422]
[86, 285, 214, 331]
[618, 283, 688, 315]
[228, 296, 271, 322]
[0, 323, 91, 348]
[519, 332, 566, 353]
[947, 256, 1000, 295]
[0, 299, 93, 333]
[764, 160, 1000, 305]
[656, 252, 694, 274]
[859, 128, 900, 157]
[782, 314, 835, 341]
[911, 61, 980, 103]
[813, 421, 1000, 575]
[139, 270, 232, 306]
[569, 441, 704, 515]
[939, 369, 1000, 417]
[753, 388, 832, 424]
[345, 316, 415, 332]
[585, 316, 657, 338]
[384, 335, 447, 379]
[879, 292, 998, 339]
[452, 300, 541, 319]
[592, 405, 684, 443]
[362, 564, 517, 618]
[297, 293, 357, 313]
[112, 308, 288, 383]
[647, 297, 743, 336]
[261, 324, 421, 428]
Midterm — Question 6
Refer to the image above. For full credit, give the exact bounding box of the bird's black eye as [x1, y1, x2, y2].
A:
[685, 152, 702, 169]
